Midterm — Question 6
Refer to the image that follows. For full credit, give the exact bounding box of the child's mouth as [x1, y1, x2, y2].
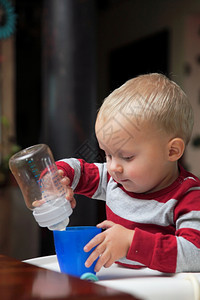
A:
[118, 179, 129, 183]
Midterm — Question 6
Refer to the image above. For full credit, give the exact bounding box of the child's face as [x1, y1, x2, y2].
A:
[95, 116, 175, 194]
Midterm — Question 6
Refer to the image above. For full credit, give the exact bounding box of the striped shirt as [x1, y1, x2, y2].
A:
[56, 158, 200, 273]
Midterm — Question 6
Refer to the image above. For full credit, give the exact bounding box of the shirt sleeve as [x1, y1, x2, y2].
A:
[126, 228, 177, 273]
[127, 189, 200, 273]
[56, 158, 108, 200]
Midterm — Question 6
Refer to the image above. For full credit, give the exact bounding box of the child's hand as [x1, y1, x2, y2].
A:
[58, 170, 76, 209]
[84, 220, 134, 272]
[32, 170, 76, 209]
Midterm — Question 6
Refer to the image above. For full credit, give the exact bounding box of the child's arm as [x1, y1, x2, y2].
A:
[124, 200, 200, 273]
[56, 158, 108, 200]
[84, 207, 200, 273]
[84, 221, 134, 272]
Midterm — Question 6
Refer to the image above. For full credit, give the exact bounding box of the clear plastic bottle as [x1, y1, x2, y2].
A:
[9, 144, 72, 231]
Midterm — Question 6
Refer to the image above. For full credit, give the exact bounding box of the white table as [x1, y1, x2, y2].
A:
[24, 255, 200, 300]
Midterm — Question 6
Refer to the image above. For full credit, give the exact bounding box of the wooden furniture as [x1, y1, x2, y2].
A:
[0, 255, 139, 299]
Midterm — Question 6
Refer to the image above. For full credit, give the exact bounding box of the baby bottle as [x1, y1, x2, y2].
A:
[9, 144, 72, 231]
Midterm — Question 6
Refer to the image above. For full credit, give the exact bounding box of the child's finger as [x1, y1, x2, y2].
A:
[97, 220, 115, 229]
[32, 199, 46, 207]
[60, 176, 71, 186]
[94, 249, 112, 272]
[68, 197, 76, 209]
[84, 241, 106, 269]
[58, 169, 64, 176]
[84, 232, 104, 253]
[66, 186, 74, 200]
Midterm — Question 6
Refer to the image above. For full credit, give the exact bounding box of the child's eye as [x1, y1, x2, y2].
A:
[122, 156, 134, 161]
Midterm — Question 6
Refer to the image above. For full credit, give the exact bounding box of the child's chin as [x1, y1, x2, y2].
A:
[122, 182, 137, 193]
[122, 183, 145, 194]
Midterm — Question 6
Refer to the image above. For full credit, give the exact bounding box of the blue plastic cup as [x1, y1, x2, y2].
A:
[53, 226, 101, 277]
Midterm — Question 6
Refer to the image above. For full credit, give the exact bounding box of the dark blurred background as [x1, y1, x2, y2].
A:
[1, 0, 200, 259]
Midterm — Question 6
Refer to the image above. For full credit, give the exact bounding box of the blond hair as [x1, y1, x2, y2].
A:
[96, 73, 194, 145]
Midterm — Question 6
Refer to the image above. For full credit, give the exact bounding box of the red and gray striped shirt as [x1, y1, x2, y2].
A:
[56, 158, 200, 273]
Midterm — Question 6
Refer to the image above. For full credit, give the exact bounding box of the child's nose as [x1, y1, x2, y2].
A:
[110, 159, 123, 173]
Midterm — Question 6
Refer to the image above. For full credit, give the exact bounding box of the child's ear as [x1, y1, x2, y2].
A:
[167, 138, 185, 161]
